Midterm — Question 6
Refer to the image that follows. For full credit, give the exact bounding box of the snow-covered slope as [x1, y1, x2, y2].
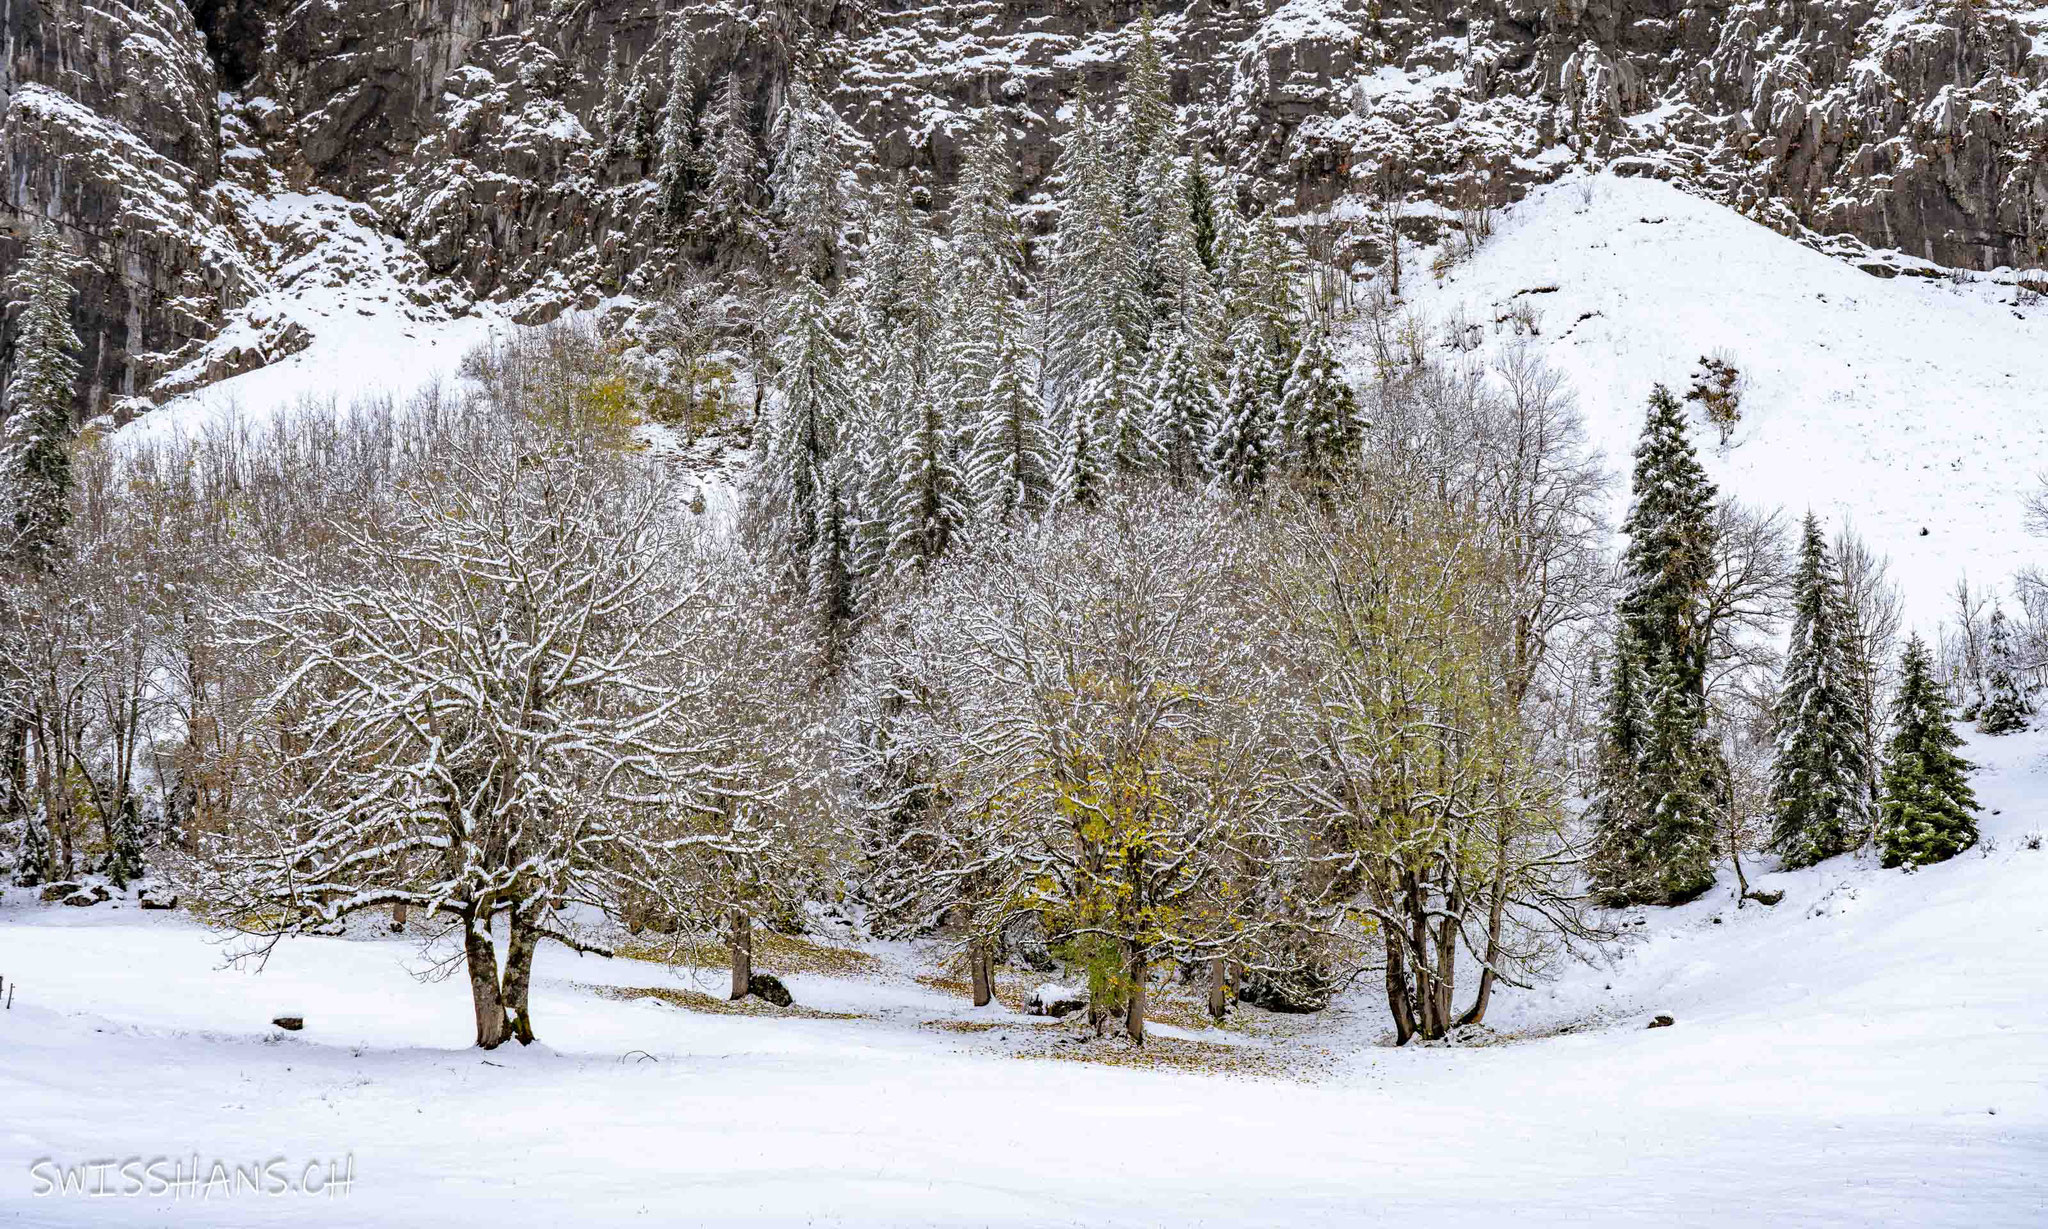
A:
[1402, 173, 2048, 625]
[4, 727, 2043, 1227]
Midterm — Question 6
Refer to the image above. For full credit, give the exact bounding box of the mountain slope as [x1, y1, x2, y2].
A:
[1403, 172, 2048, 623]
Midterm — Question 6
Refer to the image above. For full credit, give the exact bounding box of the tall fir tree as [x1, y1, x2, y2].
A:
[762, 278, 849, 574]
[1140, 324, 1219, 486]
[12, 810, 51, 887]
[654, 33, 701, 222]
[1591, 385, 1720, 904]
[960, 288, 1052, 522]
[1205, 317, 1280, 494]
[1043, 96, 1146, 415]
[767, 77, 849, 282]
[952, 118, 1025, 293]
[1875, 635, 1979, 868]
[695, 73, 764, 259]
[4, 223, 80, 566]
[1278, 315, 1359, 482]
[1975, 606, 2032, 734]
[1586, 628, 1652, 900]
[1768, 515, 1871, 868]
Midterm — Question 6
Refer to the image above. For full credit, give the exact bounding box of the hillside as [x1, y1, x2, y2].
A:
[1399, 172, 2048, 623]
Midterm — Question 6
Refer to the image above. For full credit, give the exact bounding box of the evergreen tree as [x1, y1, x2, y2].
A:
[1185, 146, 1219, 273]
[768, 77, 850, 282]
[1591, 385, 1720, 904]
[1206, 317, 1279, 494]
[809, 467, 857, 631]
[1976, 607, 2032, 734]
[1768, 515, 1871, 868]
[1053, 351, 1112, 511]
[1278, 316, 1359, 482]
[1586, 629, 1651, 901]
[761, 278, 848, 571]
[4, 223, 80, 566]
[655, 34, 701, 222]
[1141, 324, 1219, 486]
[1044, 97, 1146, 415]
[104, 799, 144, 889]
[695, 73, 764, 258]
[952, 119, 1024, 293]
[12, 809, 50, 887]
[961, 289, 1052, 522]
[1876, 635, 1979, 868]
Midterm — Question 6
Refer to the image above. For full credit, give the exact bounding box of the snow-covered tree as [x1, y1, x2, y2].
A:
[767, 77, 850, 282]
[695, 73, 765, 259]
[1141, 324, 1219, 487]
[195, 442, 770, 1049]
[1976, 606, 2032, 734]
[4, 223, 81, 566]
[757, 277, 849, 573]
[959, 290, 1052, 522]
[1876, 635, 1979, 868]
[655, 34, 701, 222]
[1592, 384, 1721, 904]
[1768, 514, 1871, 867]
[951, 119, 1024, 293]
[1277, 316, 1359, 482]
[1043, 98, 1146, 415]
[885, 392, 969, 575]
[1206, 318, 1280, 494]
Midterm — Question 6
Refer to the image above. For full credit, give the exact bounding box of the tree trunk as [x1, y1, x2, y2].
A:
[1382, 933, 1415, 1046]
[501, 906, 540, 1046]
[464, 913, 510, 1050]
[969, 941, 993, 1007]
[728, 908, 752, 1001]
[1124, 946, 1148, 1046]
[391, 900, 408, 933]
[1207, 956, 1228, 1021]
[1457, 861, 1510, 1028]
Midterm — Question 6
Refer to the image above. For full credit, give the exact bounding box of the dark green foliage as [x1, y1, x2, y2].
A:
[1975, 607, 2032, 735]
[104, 799, 145, 889]
[4, 223, 81, 566]
[1877, 636, 1978, 868]
[1591, 385, 1721, 905]
[13, 810, 50, 887]
[1768, 515, 1871, 868]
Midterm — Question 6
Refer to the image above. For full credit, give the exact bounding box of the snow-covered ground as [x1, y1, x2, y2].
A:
[4, 725, 2044, 1227]
[1401, 173, 2048, 625]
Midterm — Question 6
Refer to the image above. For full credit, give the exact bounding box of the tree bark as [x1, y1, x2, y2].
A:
[1383, 933, 1415, 1046]
[391, 900, 409, 933]
[501, 905, 540, 1046]
[729, 908, 752, 1000]
[969, 941, 993, 1007]
[1207, 956, 1228, 1021]
[1125, 946, 1147, 1046]
[464, 913, 510, 1050]
[1457, 859, 1510, 1028]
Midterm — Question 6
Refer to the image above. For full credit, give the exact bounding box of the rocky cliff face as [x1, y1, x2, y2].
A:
[6, 0, 2046, 417]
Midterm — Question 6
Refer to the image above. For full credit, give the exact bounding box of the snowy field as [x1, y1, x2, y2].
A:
[4, 725, 2044, 1227]
[1403, 173, 2048, 625]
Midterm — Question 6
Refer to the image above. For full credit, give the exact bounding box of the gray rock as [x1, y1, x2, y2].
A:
[746, 973, 793, 1008]
[272, 1016, 305, 1031]
[1648, 1014, 1675, 1029]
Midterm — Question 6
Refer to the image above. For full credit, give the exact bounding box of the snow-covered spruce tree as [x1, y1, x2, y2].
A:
[694, 73, 765, 261]
[1976, 606, 2033, 734]
[200, 442, 767, 1049]
[1141, 324, 1220, 487]
[1592, 384, 1721, 905]
[1278, 315, 1360, 483]
[959, 288, 1053, 523]
[1768, 514, 1871, 868]
[1876, 635, 1979, 868]
[884, 387, 969, 575]
[103, 798, 145, 889]
[3, 223, 81, 567]
[1052, 353, 1112, 511]
[1586, 628, 1651, 897]
[767, 76, 850, 283]
[756, 277, 849, 576]
[1206, 317, 1281, 494]
[654, 32, 701, 223]
[12, 809, 50, 886]
[1043, 97, 1146, 417]
[951, 118, 1025, 293]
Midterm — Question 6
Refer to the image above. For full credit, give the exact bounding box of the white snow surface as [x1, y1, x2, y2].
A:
[1400, 173, 2048, 626]
[4, 726, 2045, 1226]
